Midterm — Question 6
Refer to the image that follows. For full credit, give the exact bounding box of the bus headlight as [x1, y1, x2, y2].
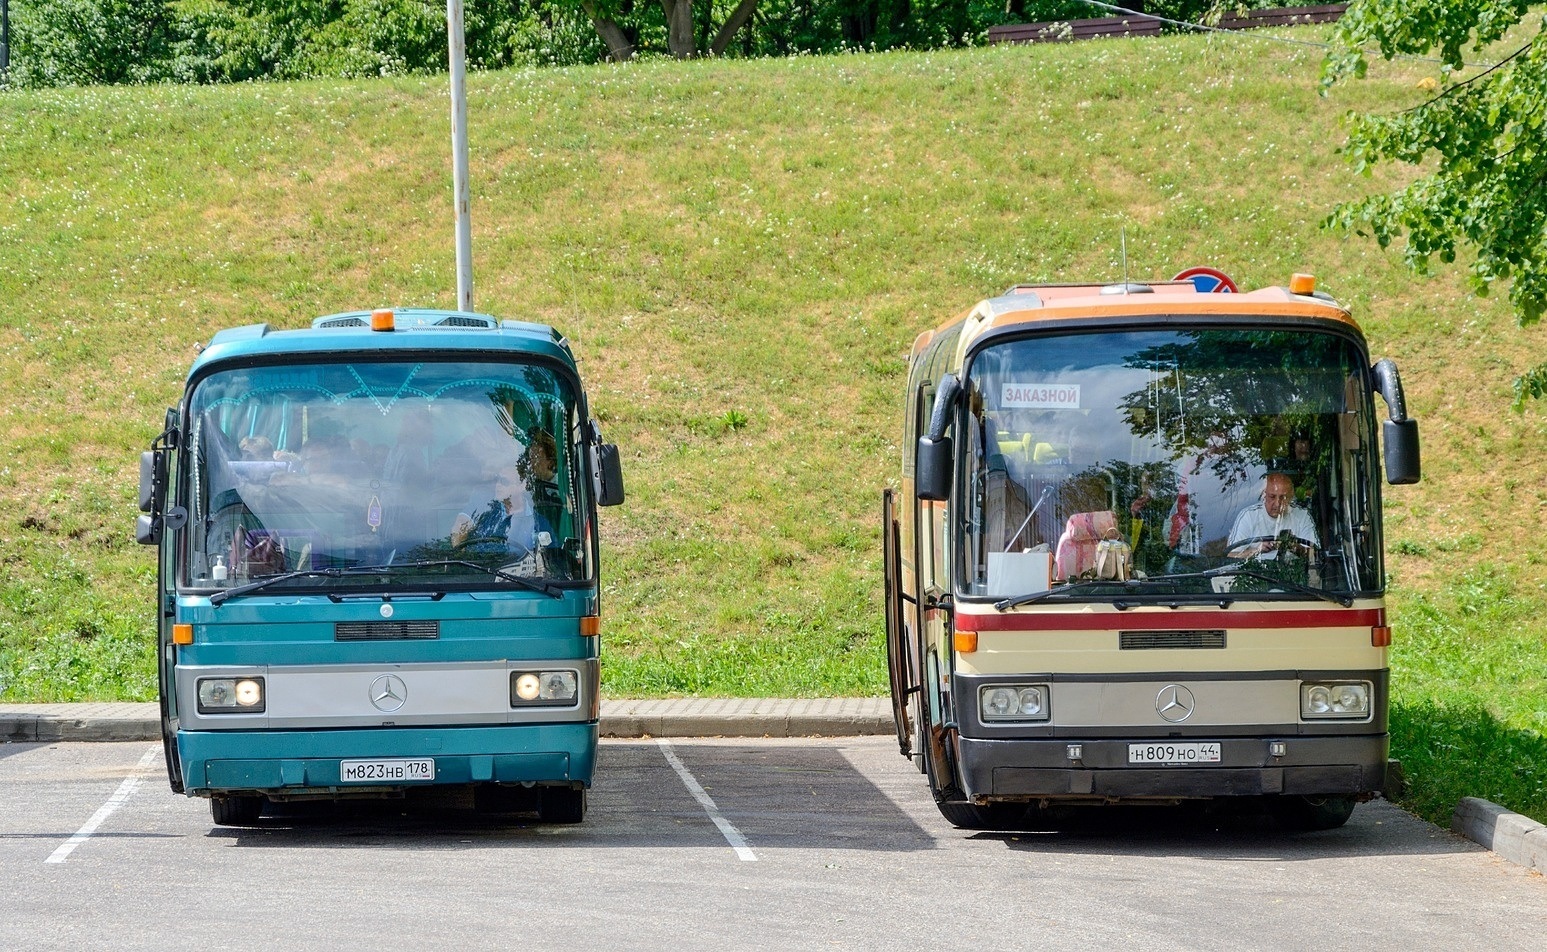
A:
[511, 669, 579, 707]
[1300, 681, 1371, 719]
[979, 684, 1051, 723]
[198, 677, 265, 714]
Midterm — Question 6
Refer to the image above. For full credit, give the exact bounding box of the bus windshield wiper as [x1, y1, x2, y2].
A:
[345, 560, 564, 599]
[993, 568, 1353, 612]
[209, 568, 344, 607]
[209, 560, 563, 606]
[995, 578, 1145, 611]
[1202, 566, 1353, 607]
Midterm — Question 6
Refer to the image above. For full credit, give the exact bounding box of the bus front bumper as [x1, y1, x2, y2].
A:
[177, 722, 597, 796]
[956, 734, 1388, 802]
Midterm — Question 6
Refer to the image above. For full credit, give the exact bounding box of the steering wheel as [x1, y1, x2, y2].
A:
[1231, 534, 1315, 562]
[454, 535, 532, 556]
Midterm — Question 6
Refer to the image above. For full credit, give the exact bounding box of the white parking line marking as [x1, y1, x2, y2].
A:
[45, 745, 160, 864]
[656, 739, 757, 862]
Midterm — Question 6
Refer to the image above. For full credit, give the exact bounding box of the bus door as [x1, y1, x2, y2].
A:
[882, 488, 917, 758]
[138, 417, 185, 792]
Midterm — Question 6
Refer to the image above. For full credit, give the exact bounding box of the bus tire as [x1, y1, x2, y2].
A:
[539, 786, 586, 824]
[933, 798, 1026, 831]
[210, 794, 265, 827]
[473, 783, 538, 815]
[1272, 795, 1356, 831]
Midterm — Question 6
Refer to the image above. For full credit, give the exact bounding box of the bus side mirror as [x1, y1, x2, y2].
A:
[139, 450, 164, 513]
[596, 443, 625, 507]
[1371, 358, 1421, 485]
[136, 514, 161, 546]
[916, 436, 952, 501]
[1383, 419, 1421, 485]
[916, 374, 960, 502]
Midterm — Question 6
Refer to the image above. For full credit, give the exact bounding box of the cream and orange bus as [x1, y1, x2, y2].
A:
[882, 272, 1420, 830]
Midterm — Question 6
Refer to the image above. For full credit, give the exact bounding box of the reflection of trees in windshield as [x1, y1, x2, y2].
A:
[1118, 330, 1350, 490]
[966, 329, 1380, 597]
[187, 361, 583, 588]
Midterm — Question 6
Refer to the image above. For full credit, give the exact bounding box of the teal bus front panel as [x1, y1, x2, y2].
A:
[178, 722, 598, 795]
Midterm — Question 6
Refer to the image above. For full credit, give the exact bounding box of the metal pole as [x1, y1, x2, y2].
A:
[447, 0, 473, 312]
[2, 0, 12, 85]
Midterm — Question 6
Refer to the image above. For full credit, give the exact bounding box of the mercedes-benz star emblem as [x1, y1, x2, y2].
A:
[369, 674, 408, 713]
[1155, 684, 1196, 723]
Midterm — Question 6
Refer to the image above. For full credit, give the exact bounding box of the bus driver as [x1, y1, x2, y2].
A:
[1226, 472, 1318, 559]
[451, 465, 554, 557]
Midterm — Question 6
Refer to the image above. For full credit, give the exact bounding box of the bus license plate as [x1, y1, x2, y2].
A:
[339, 759, 436, 783]
[1128, 742, 1221, 765]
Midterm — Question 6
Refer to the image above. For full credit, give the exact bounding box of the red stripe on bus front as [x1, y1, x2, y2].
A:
[953, 608, 1385, 632]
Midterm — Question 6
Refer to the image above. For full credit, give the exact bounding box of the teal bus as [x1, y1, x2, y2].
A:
[137, 308, 624, 826]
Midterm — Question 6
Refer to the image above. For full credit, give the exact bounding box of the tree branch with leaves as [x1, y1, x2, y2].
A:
[1321, 1, 1547, 408]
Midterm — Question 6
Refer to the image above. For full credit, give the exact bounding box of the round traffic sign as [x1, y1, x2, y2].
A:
[1173, 266, 1239, 293]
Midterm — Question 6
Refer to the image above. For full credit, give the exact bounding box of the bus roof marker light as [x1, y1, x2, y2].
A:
[370, 309, 396, 332]
[1289, 273, 1316, 295]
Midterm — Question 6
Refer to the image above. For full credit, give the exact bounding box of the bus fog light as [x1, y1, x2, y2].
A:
[979, 683, 1052, 722]
[234, 679, 264, 707]
[198, 677, 265, 714]
[511, 670, 579, 707]
[1301, 681, 1370, 719]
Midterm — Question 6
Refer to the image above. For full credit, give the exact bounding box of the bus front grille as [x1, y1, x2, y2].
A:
[1119, 629, 1226, 650]
[335, 621, 440, 641]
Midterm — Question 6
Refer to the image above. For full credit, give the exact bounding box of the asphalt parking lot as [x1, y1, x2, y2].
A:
[3, 735, 1544, 952]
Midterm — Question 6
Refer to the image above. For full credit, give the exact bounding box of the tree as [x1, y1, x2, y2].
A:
[9, 0, 178, 85]
[578, 0, 760, 60]
[1321, 1, 1547, 407]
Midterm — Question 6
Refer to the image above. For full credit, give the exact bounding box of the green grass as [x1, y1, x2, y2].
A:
[1387, 569, 1547, 825]
[2, 26, 1545, 827]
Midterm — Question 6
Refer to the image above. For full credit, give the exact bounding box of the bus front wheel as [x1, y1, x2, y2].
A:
[539, 786, 586, 824]
[210, 794, 265, 827]
[1272, 795, 1356, 832]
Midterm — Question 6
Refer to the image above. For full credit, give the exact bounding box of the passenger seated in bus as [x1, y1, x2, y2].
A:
[239, 435, 275, 461]
[522, 427, 564, 519]
[1226, 472, 1318, 559]
[450, 465, 554, 557]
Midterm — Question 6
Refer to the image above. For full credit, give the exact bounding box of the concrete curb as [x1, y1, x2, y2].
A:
[0, 698, 896, 744]
[599, 697, 895, 739]
[1, 704, 161, 743]
[1452, 796, 1547, 874]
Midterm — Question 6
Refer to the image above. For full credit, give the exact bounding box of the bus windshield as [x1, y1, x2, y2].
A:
[961, 327, 1383, 601]
[183, 359, 589, 592]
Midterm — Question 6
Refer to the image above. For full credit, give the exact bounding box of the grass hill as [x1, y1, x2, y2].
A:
[1, 24, 1542, 825]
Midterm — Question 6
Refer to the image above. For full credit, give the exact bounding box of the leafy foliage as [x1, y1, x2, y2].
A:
[1322, 2, 1547, 404]
[2, 0, 1304, 82]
